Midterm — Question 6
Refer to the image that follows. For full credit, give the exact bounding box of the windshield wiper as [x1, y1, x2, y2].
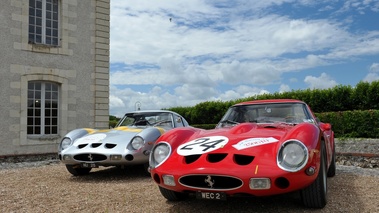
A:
[219, 119, 240, 125]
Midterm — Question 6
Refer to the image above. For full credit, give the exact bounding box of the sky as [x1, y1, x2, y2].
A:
[109, 0, 379, 117]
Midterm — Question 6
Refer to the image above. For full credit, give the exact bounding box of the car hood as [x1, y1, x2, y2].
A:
[154, 122, 321, 175]
[166, 122, 319, 157]
[72, 126, 165, 146]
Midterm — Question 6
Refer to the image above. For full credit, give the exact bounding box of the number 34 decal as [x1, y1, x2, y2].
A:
[177, 136, 229, 156]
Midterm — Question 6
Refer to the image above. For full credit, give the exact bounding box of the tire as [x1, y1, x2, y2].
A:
[65, 165, 91, 176]
[158, 186, 187, 201]
[327, 144, 336, 177]
[142, 163, 151, 176]
[300, 143, 327, 208]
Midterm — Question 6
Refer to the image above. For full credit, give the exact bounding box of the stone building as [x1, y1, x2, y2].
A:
[0, 0, 110, 156]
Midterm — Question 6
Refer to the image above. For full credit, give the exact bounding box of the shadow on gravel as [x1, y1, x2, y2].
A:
[166, 171, 364, 213]
[67, 165, 151, 183]
[167, 192, 306, 213]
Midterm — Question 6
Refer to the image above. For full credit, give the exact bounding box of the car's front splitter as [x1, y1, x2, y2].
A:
[151, 165, 318, 197]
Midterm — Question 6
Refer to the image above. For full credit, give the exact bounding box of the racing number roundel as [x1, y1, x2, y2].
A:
[79, 133, 107, 143]
[177, 136, 229, 156]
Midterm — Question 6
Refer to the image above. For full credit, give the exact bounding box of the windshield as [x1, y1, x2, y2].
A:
[217, 103, 315, 128]
[116, 112, 173, 128]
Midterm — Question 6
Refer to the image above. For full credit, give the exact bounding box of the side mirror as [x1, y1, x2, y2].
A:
[319, 123, 331, 131]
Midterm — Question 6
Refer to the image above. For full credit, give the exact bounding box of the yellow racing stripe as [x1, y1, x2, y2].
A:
[83, 128, 97, 134]
[84, 126, 165, 134]
[113, 126, 143, 133]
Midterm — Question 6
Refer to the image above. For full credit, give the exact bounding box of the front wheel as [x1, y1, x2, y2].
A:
[300, 143, 327, 208]
[158, 186, 188, 201]
[65, 165, 91, 176]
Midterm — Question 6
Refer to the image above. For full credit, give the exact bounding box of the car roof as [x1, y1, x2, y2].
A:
[125, 110, 180, 115]
[234, 99, 305, 106]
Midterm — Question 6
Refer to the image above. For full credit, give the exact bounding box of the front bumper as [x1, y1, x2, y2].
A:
[59, 150, 151, 166]
[151, 164, 319, 197]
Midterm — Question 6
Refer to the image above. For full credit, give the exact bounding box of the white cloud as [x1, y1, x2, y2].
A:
[109, 0, 379, 86]
[108, 0, 379, 116]
[304, 73, 338, 89]
[279, 84, 291, 93]
[363, 62, 379, 82]
[369, 63, 379, 72]
[363, 73, 379, 82]
[109, 95, 125, 108]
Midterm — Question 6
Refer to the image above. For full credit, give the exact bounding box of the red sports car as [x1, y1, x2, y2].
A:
[149, 99, 335, 208]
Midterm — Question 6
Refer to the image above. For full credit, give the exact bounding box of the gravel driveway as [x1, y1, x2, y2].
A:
[1, 163, 378, 213]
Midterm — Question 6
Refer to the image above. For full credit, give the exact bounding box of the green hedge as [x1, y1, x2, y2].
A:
[316, 110, 379, 138]
[107, 81, 379, 138]
[109, 115, 120, 128]
[163, 81, 379, 138]
[167, 81, 379, 125]
[109, 110, 379, 138]
[191, 110, 379, 138]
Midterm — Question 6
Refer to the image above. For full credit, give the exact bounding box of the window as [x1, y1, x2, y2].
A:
[27, 82, 59, 135]
[28, 0, 60, 46]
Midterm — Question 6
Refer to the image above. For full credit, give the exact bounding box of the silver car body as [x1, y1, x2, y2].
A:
[58, 110, 189, 175]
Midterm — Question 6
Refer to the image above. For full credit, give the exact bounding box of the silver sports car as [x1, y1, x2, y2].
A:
[58, 110, 190, 176]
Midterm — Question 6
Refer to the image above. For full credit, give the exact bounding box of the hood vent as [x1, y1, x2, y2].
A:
[234, 154, 254, 165]
[185, 154, 201, 164]
[183, 153, 254, 166]
[78, 144, 88, 149]
[207, 153, 227, 163]
[91, 143, 102, 148]
[105, 143, 117, 149]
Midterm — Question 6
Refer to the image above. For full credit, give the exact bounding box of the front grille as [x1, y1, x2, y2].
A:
[179, 175, 243, 190]
[74, 153, 107, 162]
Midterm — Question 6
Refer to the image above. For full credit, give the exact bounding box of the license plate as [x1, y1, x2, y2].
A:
[81, 163, 98, 168]
[196, 192, 227, 200]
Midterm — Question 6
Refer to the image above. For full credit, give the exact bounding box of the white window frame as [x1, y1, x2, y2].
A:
[28, 0, 60, 46]
[27, 81, 60, 136]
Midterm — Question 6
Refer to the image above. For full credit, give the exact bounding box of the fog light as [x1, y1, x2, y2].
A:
[162, 175, 176, 186]
[249, 178, 271, 190]
[63, 155, 71, 160]
[143, 150, 150, 156]
[110, 155, 122, 160]
[305, 166, 316, 176]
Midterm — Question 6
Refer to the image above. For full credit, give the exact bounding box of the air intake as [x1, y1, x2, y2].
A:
[179, 175, 243, 190]
[74, 154, 107, 161]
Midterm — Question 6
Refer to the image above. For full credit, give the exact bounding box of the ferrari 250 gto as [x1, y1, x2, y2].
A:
[58, 110, 189, 176]
[149, 99, 335, 208]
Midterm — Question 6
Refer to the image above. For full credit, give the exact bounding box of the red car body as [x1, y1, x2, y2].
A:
[149, 99, 335, 208]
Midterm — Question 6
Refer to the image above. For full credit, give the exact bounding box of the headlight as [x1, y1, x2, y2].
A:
[131, 136, 145, 150]
[60, 138, 72, 150]
[149, 142, 171, 169]
[277, 140, 308, 172]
